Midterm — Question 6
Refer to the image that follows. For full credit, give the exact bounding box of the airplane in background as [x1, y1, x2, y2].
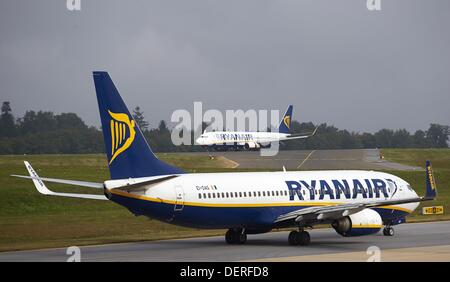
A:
[12, 72, 438, 246]
[195, 105, 318, 151]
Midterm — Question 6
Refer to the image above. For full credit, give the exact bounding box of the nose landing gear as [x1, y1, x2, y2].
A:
[383, 226, 395, 236]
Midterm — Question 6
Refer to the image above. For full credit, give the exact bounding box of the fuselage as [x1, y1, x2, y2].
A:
[195, 131, 291, 149]
[106, 170, 419, 232]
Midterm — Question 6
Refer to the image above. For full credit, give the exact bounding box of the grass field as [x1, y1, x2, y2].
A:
[0, 154, 235, 252]
[0, 149, 449, 251]
[380, 149, 450, 222]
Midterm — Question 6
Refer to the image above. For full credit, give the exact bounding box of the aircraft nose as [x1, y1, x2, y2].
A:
[195, 137, 203, 145]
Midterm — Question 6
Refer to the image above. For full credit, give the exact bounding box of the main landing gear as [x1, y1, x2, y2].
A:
[288, 229, 311, 246]
[383, 226, 395, 236]
[225, 228, 247, 244]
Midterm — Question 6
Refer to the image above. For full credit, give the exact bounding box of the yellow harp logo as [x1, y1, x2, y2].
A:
[283, 116, 291, 129]
[108, 110, 136, 164]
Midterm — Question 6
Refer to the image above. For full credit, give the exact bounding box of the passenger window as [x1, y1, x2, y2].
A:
[212, 193, 216, 198]
[208, 193, 211, 199]
[230, 192, 233, 198]
[235, 192, 238, 198]
[239, 192, 242, 197]
[243, 192, 247, 197]
[258, 191, 261, 197]
[222, 192, 225, 198]
[263, 191, 266, 197]
[199, 193, 202, 199]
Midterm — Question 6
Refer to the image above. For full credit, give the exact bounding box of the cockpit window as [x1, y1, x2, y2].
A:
[406, 185, 413, 191]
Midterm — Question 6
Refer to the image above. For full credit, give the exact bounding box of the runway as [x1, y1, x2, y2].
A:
[1, 221, 449, 262]
[192, 149, 422, 171]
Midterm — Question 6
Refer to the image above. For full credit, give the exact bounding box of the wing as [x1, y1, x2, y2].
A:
[275, 197, 422, 224]
[276, 126, 319, 142]
[11, 161, 108, 200]
[254, 127, 319, 144]
[276, 161, 437, 225]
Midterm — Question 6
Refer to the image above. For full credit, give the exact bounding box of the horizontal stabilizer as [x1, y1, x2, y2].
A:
[14, 161, 108, 200]
[11, 175, 103, 189]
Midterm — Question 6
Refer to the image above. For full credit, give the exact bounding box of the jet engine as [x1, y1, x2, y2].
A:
[244, 142, 261, 150]
[332, 209, 382, 237]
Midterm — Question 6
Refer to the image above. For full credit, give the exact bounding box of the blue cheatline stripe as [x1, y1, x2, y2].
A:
[109, 191, 411, 230]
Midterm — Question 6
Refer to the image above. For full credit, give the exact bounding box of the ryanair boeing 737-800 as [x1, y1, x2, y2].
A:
[12, 72, 438, 246]
[195, 105, 317, 151]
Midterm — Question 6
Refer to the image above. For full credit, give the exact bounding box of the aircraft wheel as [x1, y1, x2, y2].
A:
[237, 233, 247, 244]
[383, 227, 394, 236]
[288, 231, 299, 245]
[225, 229, 236, 244]
[225, 229, 247, 244]
[298, 231, 311, 246]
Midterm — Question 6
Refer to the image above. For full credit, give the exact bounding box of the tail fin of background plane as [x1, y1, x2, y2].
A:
[278, 105, 293, 134]
[93, 71, 184, 179]
[424, 160, 437, 200]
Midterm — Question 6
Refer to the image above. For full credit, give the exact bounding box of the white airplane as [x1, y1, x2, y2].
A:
[195, 105, 318, 151]
[12, 72, 438, 246]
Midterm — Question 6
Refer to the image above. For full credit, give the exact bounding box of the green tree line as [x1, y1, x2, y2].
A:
[0, 101, 448, 155]
[283, 121, 449, 150]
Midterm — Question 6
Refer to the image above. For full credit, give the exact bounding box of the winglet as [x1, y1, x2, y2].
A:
[23, 161, 53, 195]
[311, 126, 319, 136]
[424, 160, 437, 200]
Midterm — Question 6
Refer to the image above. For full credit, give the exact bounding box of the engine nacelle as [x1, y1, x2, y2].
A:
[244, 142, 260, 149]
[332, 209, 382, 237]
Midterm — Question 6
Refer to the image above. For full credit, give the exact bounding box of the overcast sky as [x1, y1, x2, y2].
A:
[1, 0, 449, 133]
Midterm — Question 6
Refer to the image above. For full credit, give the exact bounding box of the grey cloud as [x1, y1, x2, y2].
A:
[0, 0, 449, 133]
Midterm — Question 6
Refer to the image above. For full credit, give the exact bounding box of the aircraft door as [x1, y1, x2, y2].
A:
[174, 185, 185, 211]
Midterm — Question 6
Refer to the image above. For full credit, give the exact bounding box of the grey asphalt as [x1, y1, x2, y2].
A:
[0, 221, 448, 261]
[193, 149, 422, 171]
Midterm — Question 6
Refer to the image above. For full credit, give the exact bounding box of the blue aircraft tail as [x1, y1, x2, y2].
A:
[93, 71, 184, 180]
[424, 160, 437, 199]
[278, 105, 293, 134]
